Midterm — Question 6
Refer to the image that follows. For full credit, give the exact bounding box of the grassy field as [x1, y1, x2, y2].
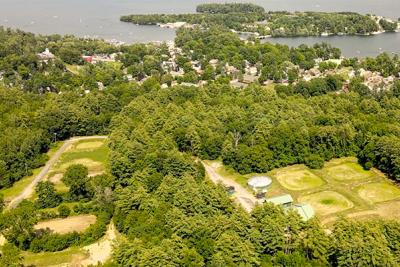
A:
[0, 142, 64, 202]
[357, 182, 400, 203]
[273, 165, 325, 191]
[298, 191, 354, 216]
[45, 138, 109, 193]
[208, 157, 400, 223]
[23, 247, 89, 267]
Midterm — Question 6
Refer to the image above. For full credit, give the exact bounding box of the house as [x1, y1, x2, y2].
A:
[247, 176, 272, 193]
[37, 48, 55, 61]
[82, 55, 93, 63]
[242, 74, 258, 84]
[266, 194, 294, 208]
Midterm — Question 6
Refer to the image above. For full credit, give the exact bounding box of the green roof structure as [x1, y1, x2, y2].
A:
[265, 194, 294, 206]
[265, 194, 315, 221]
[293, 203, 315, 221]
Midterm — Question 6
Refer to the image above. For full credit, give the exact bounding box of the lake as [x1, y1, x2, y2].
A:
[0, 0, 399, 57]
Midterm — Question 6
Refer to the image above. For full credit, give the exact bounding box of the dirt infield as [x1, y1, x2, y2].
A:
[357, 182, 400, 203]
[274, 166, 324, 191]
[34, 215, 97, 234]
[299, 191, 354, 216]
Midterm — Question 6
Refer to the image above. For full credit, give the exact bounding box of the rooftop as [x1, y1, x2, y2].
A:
[293, 203, 315, 221]
[248, 176, 272, 188]
[265, 194, 294, 205]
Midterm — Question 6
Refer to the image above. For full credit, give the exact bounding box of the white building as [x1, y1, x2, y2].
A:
[247, 176, 272, 193]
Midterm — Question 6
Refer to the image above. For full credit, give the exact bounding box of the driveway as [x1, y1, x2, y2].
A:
[8, 136, 108, 209]
[202, 161, 260, 212]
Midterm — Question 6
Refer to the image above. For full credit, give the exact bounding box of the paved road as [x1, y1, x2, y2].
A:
[202, 161, 260, 212]
[8, 136, 108, 209]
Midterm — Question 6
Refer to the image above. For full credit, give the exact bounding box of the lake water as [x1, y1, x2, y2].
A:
[0, 0, 399, 57]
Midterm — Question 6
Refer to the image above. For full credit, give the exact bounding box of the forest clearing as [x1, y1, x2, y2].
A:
[207, 157, 400, 224]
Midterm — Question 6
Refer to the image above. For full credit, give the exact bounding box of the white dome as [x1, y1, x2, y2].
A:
[247, 176, 272, 188]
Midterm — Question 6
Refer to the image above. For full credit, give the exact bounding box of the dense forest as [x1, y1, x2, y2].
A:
[121, 3, 397, 37]
[107, 81, 400, 266]
[196, 3, 265, 14]
[0, 23, 400, 266]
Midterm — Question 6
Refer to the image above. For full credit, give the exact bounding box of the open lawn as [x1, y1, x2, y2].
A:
[273, 165, 325, 191]
[75, 140, 105, 150]
[34, 214, 97, 234]
[23, 247, 88, 267]
[323, 161, 373, 181]
[299, 191, 354, 216]
[357, 182, 400, 203]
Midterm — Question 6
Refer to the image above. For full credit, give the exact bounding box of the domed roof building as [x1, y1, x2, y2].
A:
[247, 176, 272, 193]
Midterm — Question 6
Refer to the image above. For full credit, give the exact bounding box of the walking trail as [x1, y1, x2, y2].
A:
[202, 161, 260, 212]
[8, 136, 108, 209]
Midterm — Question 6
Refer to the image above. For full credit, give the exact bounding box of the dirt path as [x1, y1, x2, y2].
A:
[8, 136, 108, 209]
[81, 223, 117, 266]
[203, 162, 260, 212]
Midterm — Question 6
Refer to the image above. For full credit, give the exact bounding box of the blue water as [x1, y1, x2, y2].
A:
[0, 0, 399, 56]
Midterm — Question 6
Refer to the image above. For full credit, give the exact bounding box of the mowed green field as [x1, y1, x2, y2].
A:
[45, 138, 109, 193]
[210, 157, 400, 223]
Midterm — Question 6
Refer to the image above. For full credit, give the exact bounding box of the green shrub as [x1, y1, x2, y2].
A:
[58, 205, 71, 218]
[304, 154, 325, 169]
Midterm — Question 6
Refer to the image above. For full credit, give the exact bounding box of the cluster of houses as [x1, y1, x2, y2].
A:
[359, 68, 397, 91]
[82, 53, 119, 64]
[34, 45, 398, 93]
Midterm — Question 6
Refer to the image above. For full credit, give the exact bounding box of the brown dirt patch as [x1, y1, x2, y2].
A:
[48, 173, 63, 184]
[81, 223, 117, 266]
[34, 215, 97, 234]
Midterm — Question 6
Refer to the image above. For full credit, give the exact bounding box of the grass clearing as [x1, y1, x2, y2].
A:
[75, 141, 104, 150]
[23, 247, 88, 267]
[357, 182, 400, 203]
[207, 157, 400, 223]
[60, 158, 105, 174]
[273, 165, 325, 191]
[45, 138, 109, 192]
[34, 214, 97, 234]
[323, 162, 372, 181]
[299, 191, 354, 216]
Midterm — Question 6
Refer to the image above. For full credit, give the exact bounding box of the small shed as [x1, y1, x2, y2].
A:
[293, 204, 315, 221]
[247, 176, 272, 193]
[265, 194, 294, 208]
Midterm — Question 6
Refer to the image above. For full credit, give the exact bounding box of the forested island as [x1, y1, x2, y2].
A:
[1, 19, 400, 266]
[121, 3, 399, 37]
